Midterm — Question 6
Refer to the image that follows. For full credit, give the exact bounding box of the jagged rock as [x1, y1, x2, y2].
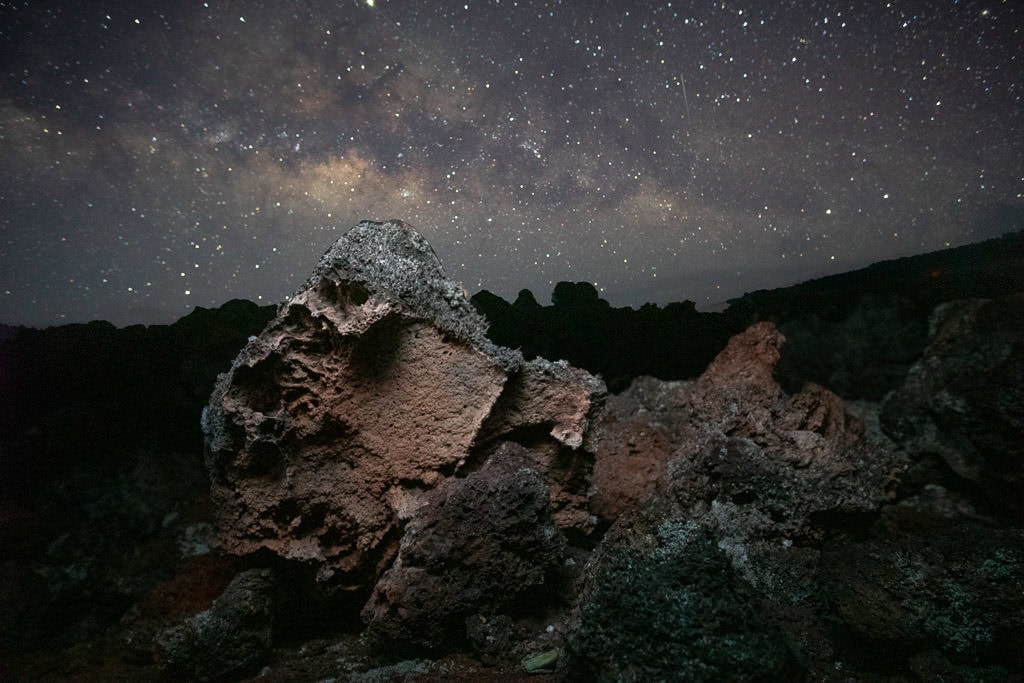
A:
[588, 322, 902, 530]
[202, 221, 604, 591]
[362, 442, 566, 650]
[686, 320, 786, 435]
[574, 321, 908, 678]
[881, 293, 1024, 520]
[661, 325, 905, 587]
[155, 568, 274, 681]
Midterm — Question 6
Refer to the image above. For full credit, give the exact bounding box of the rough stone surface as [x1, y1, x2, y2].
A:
[819, 498, 1024, 676]
[588, 322, 902, 533]
[587, 379, 680, 522]
[881, 293, 1024, 520]
[155, 568, 274, 681]
[362, 442, 567, 650]
[569, 518, 803, 682]
[673, 325, 904, 560]
[573, 320, 913, 680]
[201, 220, 604, 590]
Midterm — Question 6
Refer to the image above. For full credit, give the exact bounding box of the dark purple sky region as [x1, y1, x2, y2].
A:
[1, 0, 1021, 327]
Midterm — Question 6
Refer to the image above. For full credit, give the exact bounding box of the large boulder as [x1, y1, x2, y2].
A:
[201, 221, 604, 592]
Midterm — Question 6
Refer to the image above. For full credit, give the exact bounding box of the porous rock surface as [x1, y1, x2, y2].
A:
[201, 220, 604, 591]
[575, 322, 909, 680]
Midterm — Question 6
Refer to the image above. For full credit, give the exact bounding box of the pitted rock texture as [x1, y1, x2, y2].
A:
[575, 322, 913, 680]
[202, 220, 604, 589]
[569, 520, 803, 682]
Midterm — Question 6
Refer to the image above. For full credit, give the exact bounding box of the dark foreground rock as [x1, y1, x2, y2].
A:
[881, 293, 1024, 522]
[362, 443, 568, 651]
[2, 223, 1021, 681]
[156, 568, 274, 681]
[570, 521, 804, 682]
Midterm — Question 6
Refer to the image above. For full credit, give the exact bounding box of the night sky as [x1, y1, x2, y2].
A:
[1, 1, 1021, 327]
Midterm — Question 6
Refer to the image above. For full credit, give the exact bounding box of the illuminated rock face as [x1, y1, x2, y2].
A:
[201, 220, 604, 590]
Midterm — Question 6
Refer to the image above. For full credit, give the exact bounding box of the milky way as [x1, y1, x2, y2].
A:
[1, 0, 1021, 327]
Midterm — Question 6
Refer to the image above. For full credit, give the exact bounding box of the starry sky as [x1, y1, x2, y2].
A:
[1, 0, 1022, 327]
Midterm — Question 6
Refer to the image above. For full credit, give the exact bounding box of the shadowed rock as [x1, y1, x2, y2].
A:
[881, 293, 1024, 520]
[156, 568, 274, 681]
[362, 442, 567, 650]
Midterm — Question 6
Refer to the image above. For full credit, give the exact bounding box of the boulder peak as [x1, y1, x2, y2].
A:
[294, 219, 502, 357]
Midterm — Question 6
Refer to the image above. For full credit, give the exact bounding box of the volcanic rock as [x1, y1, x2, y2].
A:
[155, 568, 274, 681]
[818, 502, 1024, 676]
[588, 322, 899, 529]
[669, 324, 904, 542]
[201, 220, 604, 591]
[576, 320, 911, 679]
[569, 519, 803, 681]
[587, 378, 679, 522]
[881, 293, 1024, 520]
[362, 442, 566, 650]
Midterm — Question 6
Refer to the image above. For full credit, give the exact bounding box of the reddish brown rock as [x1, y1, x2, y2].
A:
[697, 320, 785, 391]
[587, 377, 680, 522]
[589, 321, 904, 538]
[572, 321, 914, 681]
[677, 323, 902, 542]
[202, 221, 604, 591]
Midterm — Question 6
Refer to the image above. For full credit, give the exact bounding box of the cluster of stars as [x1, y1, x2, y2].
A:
[0, 0, 1021, 327]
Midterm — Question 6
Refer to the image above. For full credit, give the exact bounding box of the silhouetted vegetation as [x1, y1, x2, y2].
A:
[473, 230, 1024, 398]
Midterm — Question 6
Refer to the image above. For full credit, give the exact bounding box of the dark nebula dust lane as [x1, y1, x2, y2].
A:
[1, 0, 1022, 327]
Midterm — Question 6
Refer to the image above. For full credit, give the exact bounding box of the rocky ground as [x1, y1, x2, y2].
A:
[1, 222, 1021, 681]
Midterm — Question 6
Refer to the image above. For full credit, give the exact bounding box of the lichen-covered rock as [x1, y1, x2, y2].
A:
[819, 493, 1024, 678]
[569, 518, 804, 681]
[202, 220, 603, 590]
[362, 442, 567, 650]
[155, 568, 274, 681]
[881, 293, 1024, 520]
[576, 321, 909, 677]
[662, 326, 904, 605]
